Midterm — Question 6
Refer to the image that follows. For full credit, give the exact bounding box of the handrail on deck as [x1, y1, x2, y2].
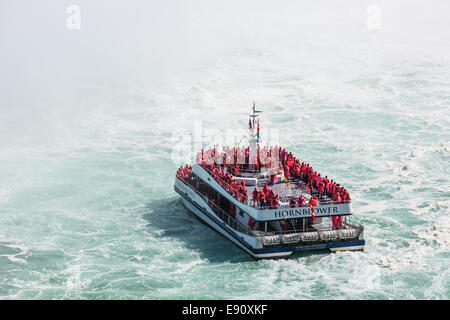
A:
[200, 165, 250, 204]
[226, 166, 279, 176]
[200, 165, 350, 209]
[201, 165, 285, 209]
[177, 176, 255, 236]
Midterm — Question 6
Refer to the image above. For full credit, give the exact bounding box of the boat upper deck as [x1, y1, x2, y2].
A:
[175, 105, 354, 222]
[244, 177, 334, 206]
[177, 164, 354, 222]
[198, 162, 349, 210]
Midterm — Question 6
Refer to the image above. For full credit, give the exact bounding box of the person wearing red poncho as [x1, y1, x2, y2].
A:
[289, 198, 297, 208]
[281, 217, 290, 231]
[318, 181, 325, 198]
[271, 174, 277, 185]
[252, 188, 258, 206]
[308, 196, 319, 221]
[272, 195, 279, 209]
[258, 189, 265, 208]
[297, 194, 306, 207]
[284, 165, 290, 180]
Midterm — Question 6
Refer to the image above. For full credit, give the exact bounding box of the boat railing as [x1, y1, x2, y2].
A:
[201, 165, 284, 210]
[227, 166, 279, 176]
[178, 176, 362, 240]
[200, 165, 250, 205]
[200, 165, 351, 209]
[177, 176, 255, 236]
[208, 200, 254, 236]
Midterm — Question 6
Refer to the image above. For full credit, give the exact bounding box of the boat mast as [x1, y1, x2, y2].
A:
[249, 101, 262, 146]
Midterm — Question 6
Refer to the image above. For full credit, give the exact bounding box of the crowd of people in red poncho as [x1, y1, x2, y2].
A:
[182, 146, 350, 208]
[252, 183, 279, 209]
[196, 148, 280, 207]
[176, 164, 193, 180]
[204, 162, 249, 204]
[278, 148, 351, 204]
[195, 146, 280, 176]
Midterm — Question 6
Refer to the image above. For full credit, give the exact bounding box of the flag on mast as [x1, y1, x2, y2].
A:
[257, 118, 260, 140]
[249, 118, 253, 131]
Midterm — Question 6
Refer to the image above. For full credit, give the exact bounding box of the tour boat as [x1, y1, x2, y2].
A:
[174, 104, 365, 259]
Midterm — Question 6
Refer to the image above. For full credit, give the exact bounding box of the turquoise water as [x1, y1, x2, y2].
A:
[1, 1, 449, 299]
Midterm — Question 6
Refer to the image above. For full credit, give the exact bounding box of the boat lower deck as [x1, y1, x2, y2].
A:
[181, 192, 364, 259]
[175, 177, 364, 260]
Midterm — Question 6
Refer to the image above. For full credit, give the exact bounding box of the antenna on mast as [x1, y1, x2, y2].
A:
[248, 102, 263, 145]
[249, 101, 262, 128]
